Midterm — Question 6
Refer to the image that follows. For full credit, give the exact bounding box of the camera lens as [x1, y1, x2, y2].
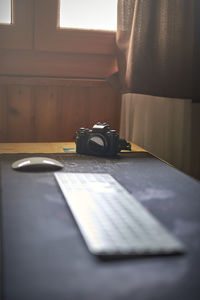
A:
[87, 135, 106, 154]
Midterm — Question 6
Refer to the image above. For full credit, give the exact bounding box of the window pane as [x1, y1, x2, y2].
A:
[0, 0, 12, 24]
[59, 0, 117, 31]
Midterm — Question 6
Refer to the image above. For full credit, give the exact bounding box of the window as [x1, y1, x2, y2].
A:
[0, 0, 117, 78]
[0, 0, 33, 50]
[0, 0, 12, 24]
[59, 0, 117, 31]
[35, 0, 116, 55]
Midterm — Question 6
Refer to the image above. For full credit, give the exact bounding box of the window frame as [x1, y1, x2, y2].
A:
[0, 0, 118, 79]
[0, 0, 33, 50]
[34, 0, 116, 55]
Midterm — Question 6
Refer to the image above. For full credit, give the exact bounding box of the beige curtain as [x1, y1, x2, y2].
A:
[116, 0, 200, 99]
[115, 1, 200, 178]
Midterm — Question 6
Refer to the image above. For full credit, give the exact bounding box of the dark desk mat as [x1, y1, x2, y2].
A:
[1, 152, 200, 300]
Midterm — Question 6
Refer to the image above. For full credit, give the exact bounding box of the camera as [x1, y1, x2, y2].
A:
[75, 122, 131, 157]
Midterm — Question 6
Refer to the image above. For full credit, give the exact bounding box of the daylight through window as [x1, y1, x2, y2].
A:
[59, 0, 117, 31]
[0, 0, 12, 24]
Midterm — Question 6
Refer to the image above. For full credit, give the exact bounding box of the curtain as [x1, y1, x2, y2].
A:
[116, 0, 200, 100]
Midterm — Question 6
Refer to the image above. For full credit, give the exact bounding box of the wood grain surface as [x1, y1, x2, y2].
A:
[120, 93, 200, 180]
[0, 142, 145, 154]
[0, 78, 121, 143]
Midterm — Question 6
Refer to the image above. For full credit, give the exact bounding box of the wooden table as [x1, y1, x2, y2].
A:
[0, 142, 146, 154]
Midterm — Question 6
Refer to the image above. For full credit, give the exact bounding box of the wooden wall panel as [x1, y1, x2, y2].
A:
[87, 86, 121, 129]
[0, 78, 121, 143]
[191, 103, 200, 179]
[5, 86, 35, 142]
[120, 93, 200, 180]
[0, 0, 120, 144]
[0, 86, 7, 141]
[33, 86, 62, 141]
[60, 86, 91, 141]
[0, 50, 117, 79]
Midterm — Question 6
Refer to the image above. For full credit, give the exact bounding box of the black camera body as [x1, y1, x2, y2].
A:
[75, 122, 131, 157]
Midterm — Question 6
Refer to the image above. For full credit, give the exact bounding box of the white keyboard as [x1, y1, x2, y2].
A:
[55, 172, 185, 257]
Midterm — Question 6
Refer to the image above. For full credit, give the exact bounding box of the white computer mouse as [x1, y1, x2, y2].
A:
[12, 157, 63, 172]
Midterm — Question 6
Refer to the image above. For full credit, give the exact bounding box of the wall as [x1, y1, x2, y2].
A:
[0, 77, 120, 142]
[0, 0, 120, 142]
[120, 94, 200, 180]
